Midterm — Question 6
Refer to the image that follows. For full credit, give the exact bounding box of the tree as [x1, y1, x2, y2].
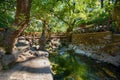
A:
[53, 0, 102, 32]
[101, 0, 104, 8]
[0, 0, 16, 28]
[113, 0, 120, 33]
[1, 0, 32, 54]
[31, 0, 58, 50]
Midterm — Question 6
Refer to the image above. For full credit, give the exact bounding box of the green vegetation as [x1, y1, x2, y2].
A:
[0, 0, 120, 78]
[0, 0, 16, 28]
[1, 0, 119, 33]
[50, 53, 89, 80]
[49, 50, 118, 80]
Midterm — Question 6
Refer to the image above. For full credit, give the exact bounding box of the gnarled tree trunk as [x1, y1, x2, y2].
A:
[3, 0, 32, 54]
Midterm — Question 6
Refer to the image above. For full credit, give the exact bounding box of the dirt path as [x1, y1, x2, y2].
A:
[0, 57, 53, 80]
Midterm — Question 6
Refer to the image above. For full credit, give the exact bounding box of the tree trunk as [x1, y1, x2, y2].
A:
[14, 0, 32, 26]
[101, 0, 104, 8]
[4, 0, 32, 54]
[39, 20, 47, 51]
[107, 0, 111, 30]
[67, 25, 73, 32]
[113, 0, 120, 33]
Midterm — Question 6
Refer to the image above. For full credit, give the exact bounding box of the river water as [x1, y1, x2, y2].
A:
[49, 49, 120, 80]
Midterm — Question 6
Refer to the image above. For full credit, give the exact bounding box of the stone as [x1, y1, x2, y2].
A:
[74, 48, 86, 55]
[16, 36, 30, 47]
[0, 62, 2, 71]
[32, 45, 40, 50]
[36, 45, 40, 50]
[38, 51, 49, 57]
[68, 44, 74, 50]
[0, 57, 53, 80]
[0, 51, 4, 58]
[70, 43, 120, 67]
[104, 35, 111, 40]
[16, 55, 27, 62]
[18, 36, 26, 40]
[2, 55, 15, 66]
[16, 41, 29, 47]
[49, 38, 61, 49]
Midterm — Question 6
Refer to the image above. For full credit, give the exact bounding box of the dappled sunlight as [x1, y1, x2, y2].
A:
[0, 0, 120, 80]
[0, 56, 53, 80]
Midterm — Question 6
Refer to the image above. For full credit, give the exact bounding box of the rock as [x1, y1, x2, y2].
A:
[29, 51, 49, 57]
[49, 38, 61, 49]
[2, 55, 15, 66]
[73, 45, 77, 50]
[0, 51, 4, 58]
[74, 48, 85, 55]
[18, 36, 26, 40]
[16, 41, 29, 47]
[91, 54, 99, 59]
[69, 44, 120, 67]
[98, 53, 120, 66]
[0, 51, 4, 70]
[16, 55, 27, 62]
[37, 51, 49, 57]
[104, 35, 111, 40]
[68, 44, 74, 50]
[16, 36, 29, 47]
[32, 45, 40, 50]
[0, 62, 2, 71]
[36, 45, 40, 50]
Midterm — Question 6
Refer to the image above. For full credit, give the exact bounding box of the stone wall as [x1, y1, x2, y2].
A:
[70, 31, 120, 66]
[72, 31, 112, 46]
[72, 31, 113, 54]
[112, 34, 120, 43]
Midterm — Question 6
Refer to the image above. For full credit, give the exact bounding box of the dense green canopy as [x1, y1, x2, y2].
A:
[0, 0, 119, 32]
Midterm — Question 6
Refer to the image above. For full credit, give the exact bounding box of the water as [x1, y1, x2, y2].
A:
[49, 50, 120, 80]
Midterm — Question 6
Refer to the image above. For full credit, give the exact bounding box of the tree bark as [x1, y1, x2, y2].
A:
[107, 0, 111, 30]
[101, 0, 104, 8]
[14, 0, 32, 26]
[4, 0, 32, 54]
[113, 0, 120, 33]
[39, 20, 47, 51]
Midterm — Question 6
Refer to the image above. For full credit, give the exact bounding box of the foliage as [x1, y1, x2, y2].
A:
[24, 18, 43, 32]
[0, 12, 14, 28]
[0, 0, 16, 13]
[0, 0, 116, 32]
[0, 0, 16, 28]
[24, 0, 115, 32]
[50, 53, 89, 80]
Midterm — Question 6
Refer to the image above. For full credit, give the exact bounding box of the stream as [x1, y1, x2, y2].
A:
[49, 47, 120, 80]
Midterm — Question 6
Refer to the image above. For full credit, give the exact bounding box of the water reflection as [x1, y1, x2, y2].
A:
[50, 50, 120, 80]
